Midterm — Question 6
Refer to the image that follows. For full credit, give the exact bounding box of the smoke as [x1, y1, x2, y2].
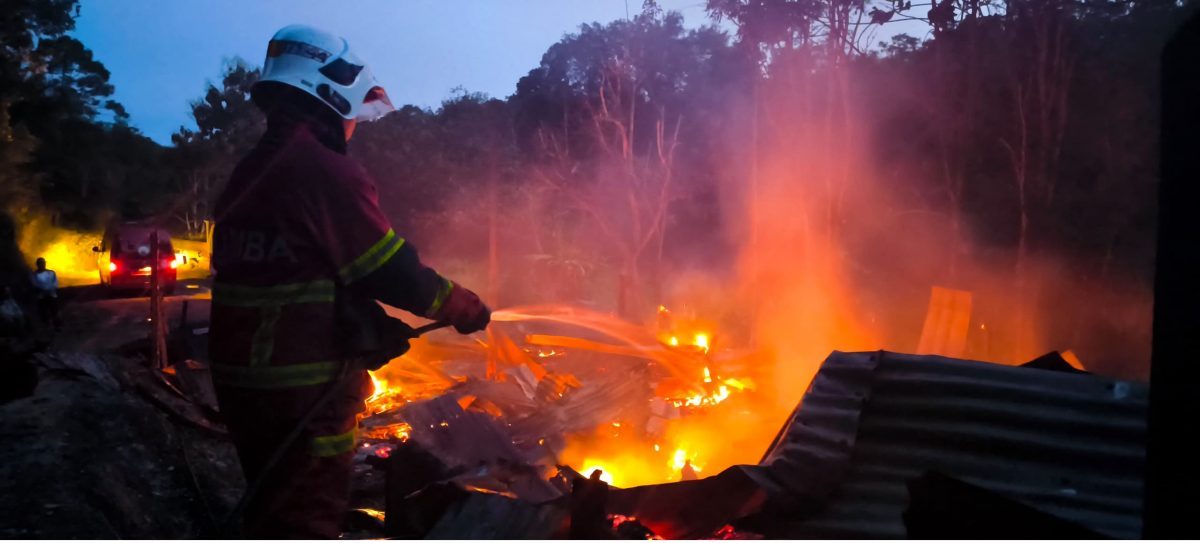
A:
[366, 23, 1156, 481]
[703, 51, 1155, 424]
[634, 50, 1156, 471]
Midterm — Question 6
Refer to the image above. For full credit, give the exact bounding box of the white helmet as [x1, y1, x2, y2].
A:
[257, 24, 395, 122]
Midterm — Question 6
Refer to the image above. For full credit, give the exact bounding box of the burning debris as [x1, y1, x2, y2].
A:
[0, 310, 1149, 539]
[313, 303, 788, 538]
[357, 304, 763, 495]
[340, 318, 1149, 539]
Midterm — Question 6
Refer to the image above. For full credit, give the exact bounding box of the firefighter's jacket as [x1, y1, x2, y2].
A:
[209, 118, 449, 408]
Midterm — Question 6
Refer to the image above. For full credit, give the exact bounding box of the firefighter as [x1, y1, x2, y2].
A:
[209, 25, 490, 538]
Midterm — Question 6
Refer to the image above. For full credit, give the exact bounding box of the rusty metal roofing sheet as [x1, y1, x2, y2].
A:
[758, 351, 1148, 539]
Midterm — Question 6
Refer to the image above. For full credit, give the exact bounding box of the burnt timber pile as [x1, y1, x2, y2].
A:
[353, 344, 1146, 539]
[0, 325, 1146, 538]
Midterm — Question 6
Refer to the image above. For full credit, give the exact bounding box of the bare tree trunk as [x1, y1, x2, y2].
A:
[1005, 0, 1075, 361]
[1003, 80, 1031, 363]
[486, 157, 500, 307]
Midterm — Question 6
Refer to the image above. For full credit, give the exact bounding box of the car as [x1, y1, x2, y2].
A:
[93, 223, 179, 295]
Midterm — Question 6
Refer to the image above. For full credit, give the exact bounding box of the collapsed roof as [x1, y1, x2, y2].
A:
[610, 350, 1147, 539]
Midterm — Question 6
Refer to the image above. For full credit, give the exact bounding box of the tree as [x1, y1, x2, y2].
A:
[166, 59, 263, 236]
[513, 8, 744, 315]
[1, 0, 132, 227]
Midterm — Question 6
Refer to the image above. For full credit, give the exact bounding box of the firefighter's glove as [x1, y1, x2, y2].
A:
[361, 316, 417, 371]
[434, 282, 491, 334]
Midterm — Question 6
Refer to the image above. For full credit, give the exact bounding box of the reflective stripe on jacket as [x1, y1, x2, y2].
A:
[210, 121, 446, 389]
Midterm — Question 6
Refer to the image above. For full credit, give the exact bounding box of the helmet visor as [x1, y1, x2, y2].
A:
[357, 86, 395, 122]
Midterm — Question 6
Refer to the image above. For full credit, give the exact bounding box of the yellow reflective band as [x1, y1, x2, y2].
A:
[311, 426, 357, 457]
[424, 278, 453, 318]
[210, 361, 341, 389]
[338, 229, 406, 285]
[213, 280, 335, 307]
[248, 306, 282, 367]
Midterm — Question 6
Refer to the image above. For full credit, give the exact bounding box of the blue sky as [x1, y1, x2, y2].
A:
[72, 1, 922, 145]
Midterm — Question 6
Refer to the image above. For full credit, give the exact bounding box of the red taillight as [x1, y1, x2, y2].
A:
[167, 259, 178, 270]
[109, 261, 118, 272]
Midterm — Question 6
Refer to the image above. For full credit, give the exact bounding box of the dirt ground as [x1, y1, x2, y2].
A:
[0, 354, 242, 538]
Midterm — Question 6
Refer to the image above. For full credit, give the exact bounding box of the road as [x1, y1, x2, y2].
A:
[47, 279, 212, 353]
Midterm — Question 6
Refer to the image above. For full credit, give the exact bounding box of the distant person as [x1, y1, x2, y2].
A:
[209, 25, 491, 538]
[0, 286, 27, 338]
[30, 258, 61, 330]
[681, 459, 698, 481]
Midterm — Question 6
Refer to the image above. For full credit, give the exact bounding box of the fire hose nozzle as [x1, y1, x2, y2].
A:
[358, 320, 453, 371]
[412, 321, 453, 336]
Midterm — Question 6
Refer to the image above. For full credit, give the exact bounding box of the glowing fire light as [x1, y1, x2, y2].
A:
[672, 449, 687, 470]
[661, 329, 711, 353]
[609, 514, 636, 530]
[368, 371, 386, 402]
[582, 464, 613, 484]
[722, 377, 752, 391]
[365, 306, 764, 489]
[672, 448, 702, 474]
[360, 422, 411, 441]
[671, 365, 746, 408]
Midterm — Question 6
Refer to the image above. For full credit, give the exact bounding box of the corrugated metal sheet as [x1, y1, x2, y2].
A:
[757, 351, 1147, 539]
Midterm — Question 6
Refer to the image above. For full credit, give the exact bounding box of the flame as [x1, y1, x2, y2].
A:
[671, 448, 703, 475]
[581, 463, 614, 484]
[360, 422, 411, 441]
[368, 370, 387, 402]
[563, 433, 719, 487]
[364, 306, 766, 489]
[660, 331, 711, 354]
[722, 377, 753, 391]
[671, 449, 688, 471]
[670, 367, 744, 408]
[712, 385, 730, 403]
[363, 337, 461, 415]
